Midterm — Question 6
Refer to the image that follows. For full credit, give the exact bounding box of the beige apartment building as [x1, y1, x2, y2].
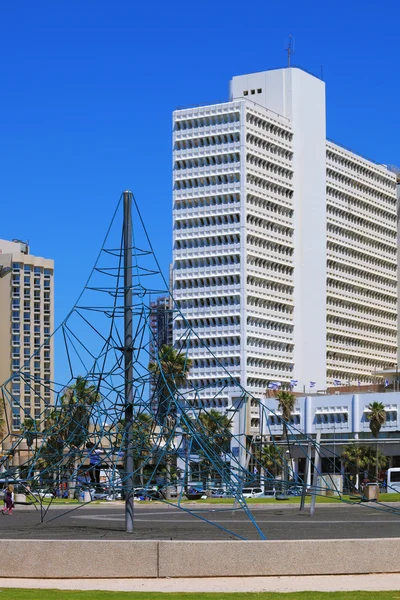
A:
[0, 239, 54, 440]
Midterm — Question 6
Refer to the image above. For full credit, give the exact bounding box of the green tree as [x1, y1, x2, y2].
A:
[40, 377, 101, 497]
[148, 345, 192, 498]
[22, 417, 40, 461]
[260, 444, 284, 479]
[341, 443, 388, 491]
[194, 409, 232, 490]
[275, 390, 296, 440]
[367, 401, 386, 480]
[271, 389, 296, 488]
[116, 412, 154, 486]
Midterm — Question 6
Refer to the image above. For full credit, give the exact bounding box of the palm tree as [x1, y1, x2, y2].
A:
[149, 345, 192, 498]
[40, 377, 101, 498]
[367, 401, 386, 480]
[116, 413, 155, 486]
[341, 443, 370, 491]
[195, 409, 232, 490]
[260, 444, 284, 479]
[275, 390, 296, 440]
[272, 390, 296, 489]
[22, 417, 40, 462]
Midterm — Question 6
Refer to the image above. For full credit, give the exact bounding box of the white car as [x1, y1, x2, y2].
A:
[242, 487, 264, 499]
[34, 489, 54, 499]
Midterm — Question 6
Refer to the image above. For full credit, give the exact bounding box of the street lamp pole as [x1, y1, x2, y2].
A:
[123, 190, 134, 533]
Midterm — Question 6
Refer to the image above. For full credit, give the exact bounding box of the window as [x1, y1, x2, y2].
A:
[251, 89, 255, 95]
[243, 90, 248, 96]
[44, 268, 51, 275]
[257, 88, 262, 93]
[24, 265, 31, 272]
[24, 275, 30, 285]
[12, 263, 21, 270]
[12, 311, 20, 320]
[34, 267, 41, 274]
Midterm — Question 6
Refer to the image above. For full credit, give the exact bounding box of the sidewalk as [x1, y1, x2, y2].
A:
[0, 574, 400, 592]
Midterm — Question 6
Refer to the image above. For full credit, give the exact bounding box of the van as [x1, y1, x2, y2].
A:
[242, 487, 264, 499]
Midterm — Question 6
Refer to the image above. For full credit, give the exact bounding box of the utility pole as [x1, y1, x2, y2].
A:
[123, 190, 134, 533]
[309, 431, 321, 517]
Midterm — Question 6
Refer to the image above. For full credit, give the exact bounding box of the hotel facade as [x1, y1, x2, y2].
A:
[172, 67, 398, 435]
[0, 239, 54, 437]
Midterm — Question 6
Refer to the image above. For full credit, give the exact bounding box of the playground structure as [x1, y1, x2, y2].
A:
[0, 191, 399, 540]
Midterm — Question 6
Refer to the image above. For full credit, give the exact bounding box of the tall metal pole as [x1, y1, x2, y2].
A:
[310, 431, 321, 517]
[123, 190, 134, 533]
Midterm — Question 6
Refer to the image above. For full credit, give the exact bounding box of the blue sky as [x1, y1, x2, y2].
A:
[0, 0, 399, 331]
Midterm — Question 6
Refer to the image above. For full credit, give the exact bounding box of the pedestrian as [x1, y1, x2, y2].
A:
[2, 485, 14, 515]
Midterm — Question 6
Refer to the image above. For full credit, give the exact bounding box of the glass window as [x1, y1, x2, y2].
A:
[34, 326, 40, 333]
[34, 267, 41, 274]
[44, 268, 51, 275]
[24, 265, 31, 272]
[12, 263, 21, 270]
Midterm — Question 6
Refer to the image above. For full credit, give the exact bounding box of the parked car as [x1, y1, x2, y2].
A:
[287, 485, 302, 496]
[33, 488, 54, 499]
[133, 487, 160, 500]
[210, 487, 226, 498]
[242, 487, 264, 499]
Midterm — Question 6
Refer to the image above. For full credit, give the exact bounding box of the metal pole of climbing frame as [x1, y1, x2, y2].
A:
[123, 190, 134, 533]
[310, 431, 321, 517]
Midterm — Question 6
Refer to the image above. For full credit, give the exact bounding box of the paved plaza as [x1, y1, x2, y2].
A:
[1, 502, 399, 540]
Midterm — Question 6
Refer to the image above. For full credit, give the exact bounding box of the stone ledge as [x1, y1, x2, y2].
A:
[158, 538, 400, 578]
[1, 538, 400, 578]
[0, 540, 158, 579]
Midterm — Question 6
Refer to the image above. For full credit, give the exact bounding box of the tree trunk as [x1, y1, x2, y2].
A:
[69, 457, 78, 499]
[165, 456, 171, 500]
[139, 464, 144, 487]
[375, 440, 379, 481]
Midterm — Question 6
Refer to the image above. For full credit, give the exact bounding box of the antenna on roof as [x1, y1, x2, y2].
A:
[286, 34, 295, 67]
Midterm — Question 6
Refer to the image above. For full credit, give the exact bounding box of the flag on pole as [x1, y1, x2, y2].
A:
[384, 379, 389, 388]
[253, 467, 258, 475]
[310, 381, 316, 388]
[290, 379, 298, 387]
[357, 380, 361, 386]
[333, 379, 341, 386]
[267, 381, 281, 390]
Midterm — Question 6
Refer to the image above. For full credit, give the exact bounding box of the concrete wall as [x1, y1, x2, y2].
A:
[1, 538, 400, 578]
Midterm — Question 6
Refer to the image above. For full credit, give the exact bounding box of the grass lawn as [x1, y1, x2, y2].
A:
[3, 590, 400, 600]
[30, 493, 400, 507]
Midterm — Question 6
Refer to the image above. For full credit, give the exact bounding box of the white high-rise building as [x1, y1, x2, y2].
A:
[172, 67, 397, 432]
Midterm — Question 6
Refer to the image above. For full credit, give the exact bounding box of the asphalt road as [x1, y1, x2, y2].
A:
[1, 503, 400, 540]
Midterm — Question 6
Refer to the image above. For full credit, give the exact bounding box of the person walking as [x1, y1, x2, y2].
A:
[2, 485, 14, 515]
